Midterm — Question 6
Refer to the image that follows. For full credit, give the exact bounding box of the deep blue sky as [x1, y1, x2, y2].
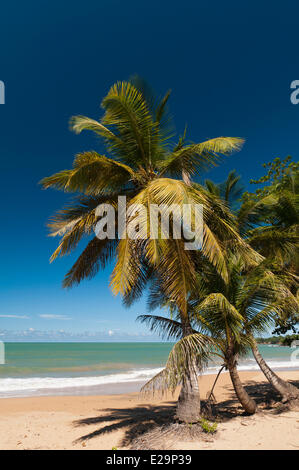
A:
[0, 1, 298, 340]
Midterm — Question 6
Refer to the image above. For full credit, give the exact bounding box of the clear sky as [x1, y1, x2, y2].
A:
[0, 1, 299, 340]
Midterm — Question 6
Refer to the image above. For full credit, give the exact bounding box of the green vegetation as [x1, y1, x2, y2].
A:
[258, 334, 299, 346]
[281, 334, 299, 346]
[256, 336, 282, 345]
[199, 418, 218, 434]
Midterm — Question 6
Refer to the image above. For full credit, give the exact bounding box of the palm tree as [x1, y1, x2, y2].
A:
[238, 167, 299, 400]
[195, 258, 299, 405]
[206, 168, 299, 402]
[138, 316, 214, 423]
[184, 257, 258, 415]
[41, 81, 248, 288]
[135, 272, 214, 422]
[41, 80, 257, 421]
[245, 265, 299, 402]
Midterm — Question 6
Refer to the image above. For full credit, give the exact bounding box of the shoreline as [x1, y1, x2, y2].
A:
[1, 363, 299, 399]
[0, 370, 298, 450]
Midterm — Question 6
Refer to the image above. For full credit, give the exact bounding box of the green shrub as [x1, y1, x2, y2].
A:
[200, 418, 217, 434]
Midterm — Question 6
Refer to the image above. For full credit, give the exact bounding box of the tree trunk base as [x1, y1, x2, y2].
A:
[175, 401, 201, 424]
[280, 387, 299, 403]
[175, 377, 201, 423]
[251, 343, 299, 403]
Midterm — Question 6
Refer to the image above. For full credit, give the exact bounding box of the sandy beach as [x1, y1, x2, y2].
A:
[0, 370, 298, 450]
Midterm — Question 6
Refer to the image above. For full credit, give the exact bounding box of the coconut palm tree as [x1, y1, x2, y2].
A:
[41, 81, 259, 421]
[206, 167, 299, 400]
[236, 168, 299, 393]
[243, 265, 299, 402]
[138, 317, 214, 423]
[40, 81, 249, 288]
[194, 253, 299, 406]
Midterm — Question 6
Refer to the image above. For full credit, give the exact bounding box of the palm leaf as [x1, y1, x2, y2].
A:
[63, 237, 117, 288]
[137, 314, 184, 340]
[101, 81, 158, 168]
[141, 333, 214, 395]
[40, 151, 136, 195]
[159, 137, 244, 179]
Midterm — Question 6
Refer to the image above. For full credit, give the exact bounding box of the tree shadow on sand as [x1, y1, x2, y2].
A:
[73, 403, 177, 447]
[210, 379, 299, 420]
[73, 379, 299, 448]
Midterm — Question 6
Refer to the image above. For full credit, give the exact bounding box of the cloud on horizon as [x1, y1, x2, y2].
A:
[39, 314, 72, 320]
[0, 315, 30, 319]
[0, 328, 163, 342]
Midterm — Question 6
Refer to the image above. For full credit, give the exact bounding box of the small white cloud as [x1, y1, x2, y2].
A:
[0, 315, 29, 319]
[39, 314, 72, 320]
[108, 330, 114, 336]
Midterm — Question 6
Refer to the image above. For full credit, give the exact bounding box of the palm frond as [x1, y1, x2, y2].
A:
[47, 194, 119, 261]
[195, 293, 244, 343]
[101, 81, 158, 168]
[155, 90, 171, 124]
[159, 137, 244, 179]
[40, 151, 136, 195]
[70, 115, 122, 144]
[141, 333, 214, 395]
[137, 314, 184, 340]
[63, 237, 117, 288]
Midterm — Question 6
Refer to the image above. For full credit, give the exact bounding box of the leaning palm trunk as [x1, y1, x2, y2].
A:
[175, 325, 201, 423]
[251, 341, 299, 402]
[227, 356, 257, 414]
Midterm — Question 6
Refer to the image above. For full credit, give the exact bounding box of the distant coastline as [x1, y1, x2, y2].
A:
[256, 334, 299, 346]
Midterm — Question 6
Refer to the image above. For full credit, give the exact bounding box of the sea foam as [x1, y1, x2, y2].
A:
[0, 359, 298, 398]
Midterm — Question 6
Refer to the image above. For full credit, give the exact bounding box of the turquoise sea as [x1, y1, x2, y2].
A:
[0, 342, 298, 398]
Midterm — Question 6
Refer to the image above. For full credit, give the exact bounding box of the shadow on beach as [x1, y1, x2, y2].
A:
[72, 379, 299, 448]
[73, 402, 177, 447]
[211, 379, 299, 419]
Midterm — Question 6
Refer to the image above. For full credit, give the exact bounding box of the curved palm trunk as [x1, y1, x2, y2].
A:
[175, 324, 201, 423]
[227, 356, 257, 414]
[251, 341, 299, 402]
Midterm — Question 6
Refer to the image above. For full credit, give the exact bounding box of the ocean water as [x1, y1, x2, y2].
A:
[0, 342, 298, 398]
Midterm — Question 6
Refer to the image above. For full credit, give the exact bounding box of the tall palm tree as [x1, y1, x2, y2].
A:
[41, 80, 258, 421]
[41, 81, 248, 286]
